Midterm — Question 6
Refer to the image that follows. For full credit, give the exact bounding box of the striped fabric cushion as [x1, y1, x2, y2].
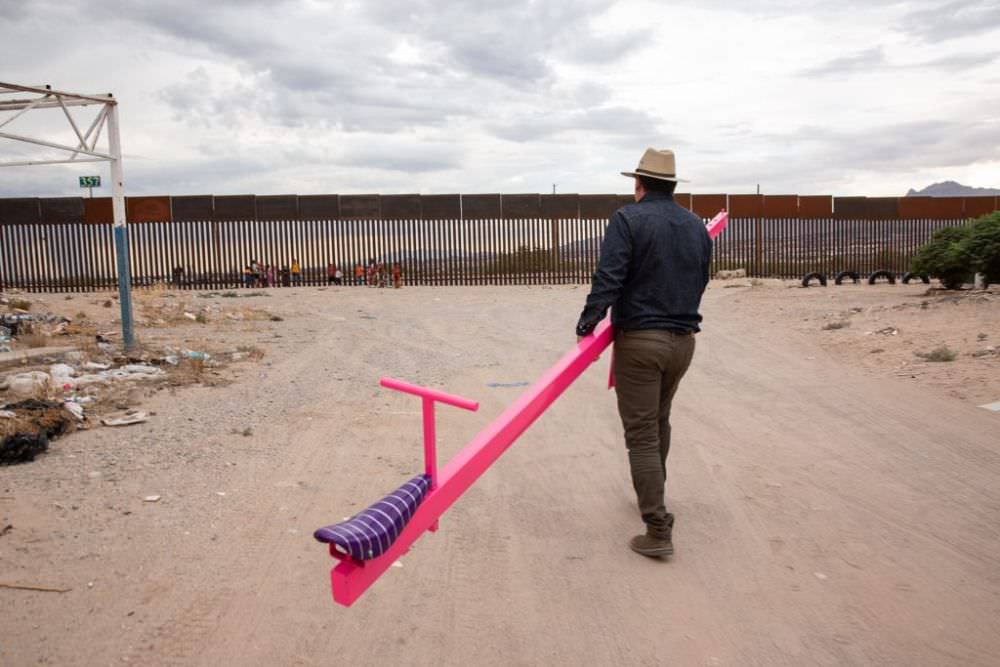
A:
[313, 474, 431, 561]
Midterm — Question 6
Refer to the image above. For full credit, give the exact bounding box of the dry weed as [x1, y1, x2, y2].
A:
[8, 298, 32, 311]
[915, 346, 958, 362]
[236, 345, 265, 361]
[18, 333, 51, 348]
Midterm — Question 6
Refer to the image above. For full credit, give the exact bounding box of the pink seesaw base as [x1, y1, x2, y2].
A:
[325, 210, 728, 606]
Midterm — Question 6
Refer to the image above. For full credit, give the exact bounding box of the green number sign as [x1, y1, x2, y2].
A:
[79, 175, 101, 188]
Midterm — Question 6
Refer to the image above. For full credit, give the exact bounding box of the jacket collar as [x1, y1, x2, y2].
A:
[639, 191, 673, 203]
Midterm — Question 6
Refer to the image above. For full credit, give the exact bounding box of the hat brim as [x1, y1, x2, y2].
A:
[622, 170, 689, 183]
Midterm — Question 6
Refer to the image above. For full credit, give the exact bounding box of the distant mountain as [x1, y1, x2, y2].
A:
[906, 181, 1000, 197]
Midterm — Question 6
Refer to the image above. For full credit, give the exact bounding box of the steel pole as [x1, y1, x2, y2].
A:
[107, 103, 135, 351]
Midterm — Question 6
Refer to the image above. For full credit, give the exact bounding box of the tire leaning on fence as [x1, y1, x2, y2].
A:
[801, 272, 827, 287]
[868, 270, 896, 285]
[835, 270, 860, 285]
[901, 272, 930, 284]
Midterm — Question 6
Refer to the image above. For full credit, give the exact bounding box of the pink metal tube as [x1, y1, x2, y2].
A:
[422, 397, 437, 488]
[380, 377, 480, 412]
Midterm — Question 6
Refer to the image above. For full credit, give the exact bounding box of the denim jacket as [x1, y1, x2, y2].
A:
[576, 191, 711, 336]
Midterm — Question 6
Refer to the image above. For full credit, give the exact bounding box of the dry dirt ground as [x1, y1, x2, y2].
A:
[1, 281, 998, 666]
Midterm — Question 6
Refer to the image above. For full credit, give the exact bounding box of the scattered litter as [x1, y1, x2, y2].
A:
[391, 561, 403, 568]
[0, 399, 72, 465]
[866, 326, 899, 336]
[216, 491, 227, 497]
[101, 411, 149, 427]
[182, 350, 210, 362]
[183, 312, 197, 321]
[814, 572, 828, 580]
[143, 495, 161, 502]
[0, 582, 72, 593]
[83, 361, 110, 371]
[0, 410, 15, 419]
[2, 371, 52, 398]
[1, 434, 49, 465]
[486, 381, 530, 388]
[978, 401, 1000, 412]
[49, 363, 76, 386]
[63, 402, 85, 421]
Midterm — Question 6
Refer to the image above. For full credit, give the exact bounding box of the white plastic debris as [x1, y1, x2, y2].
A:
[143, 495, 161, 502]
[63, 401, 85, 421]
[49, 363, 77, 386]
[4, 371, 52, 398]
[102, 412, 149, 427]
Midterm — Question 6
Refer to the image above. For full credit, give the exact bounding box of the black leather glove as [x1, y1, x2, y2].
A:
[575, 318, 597, 337]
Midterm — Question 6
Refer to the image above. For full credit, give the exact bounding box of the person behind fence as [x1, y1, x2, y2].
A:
[243, 265, 253, 287]
[392, 263, 402, 288]
[575, 148, 711, 560]
[328, 262, 343, 285]
[354, 262, 365, 286]
[250, 259, 261, 287]
[291, 258, 302, 285]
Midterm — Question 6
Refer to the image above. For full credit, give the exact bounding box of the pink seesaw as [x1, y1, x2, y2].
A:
[315, 210, 728, 607]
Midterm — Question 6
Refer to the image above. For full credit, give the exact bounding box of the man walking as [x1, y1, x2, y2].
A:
[576, 148, 712, 558]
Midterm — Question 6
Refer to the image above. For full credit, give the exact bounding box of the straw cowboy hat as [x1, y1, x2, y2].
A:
[621, 148, 688, 182]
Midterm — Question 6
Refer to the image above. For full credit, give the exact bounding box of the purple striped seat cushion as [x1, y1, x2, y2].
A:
[313, 474, 431, 561]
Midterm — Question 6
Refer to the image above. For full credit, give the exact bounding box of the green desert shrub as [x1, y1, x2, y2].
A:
[966, 212, 1000, 286]
[911, 212, 1000, 289]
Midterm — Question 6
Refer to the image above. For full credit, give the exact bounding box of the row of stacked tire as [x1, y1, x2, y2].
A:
[800, 271, 930, 287]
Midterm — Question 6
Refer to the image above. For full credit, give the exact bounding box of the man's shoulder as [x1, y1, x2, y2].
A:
[619, 197, 702, 224]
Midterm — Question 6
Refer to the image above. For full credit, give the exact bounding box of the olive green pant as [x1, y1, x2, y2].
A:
[613, 329, 696, 537]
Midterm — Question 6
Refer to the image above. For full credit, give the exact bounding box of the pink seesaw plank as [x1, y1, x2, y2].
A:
[329, 320, 615, 606]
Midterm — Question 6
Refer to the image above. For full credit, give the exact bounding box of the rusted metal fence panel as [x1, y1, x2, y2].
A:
[1, 193, 994, 291]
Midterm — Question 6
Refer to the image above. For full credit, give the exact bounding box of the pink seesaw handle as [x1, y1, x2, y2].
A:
[379, 377, 479, 412]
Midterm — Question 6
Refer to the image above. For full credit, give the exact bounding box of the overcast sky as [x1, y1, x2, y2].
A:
[2, 0, 999, 198]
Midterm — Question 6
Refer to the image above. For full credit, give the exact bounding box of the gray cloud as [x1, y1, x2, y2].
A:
[704, 114, 1000, 193]
[905, 51, 1000, 71]
[335, 144, 463, 174]
[489, 106, 672, 144]
[0, 0, 28, 20]
[799, 47, 886, 78]
[3, 1, 998, 197]
[800, 46, 999, 78]
[898, 0, 1000, 42]
[360, 0, 627, 81]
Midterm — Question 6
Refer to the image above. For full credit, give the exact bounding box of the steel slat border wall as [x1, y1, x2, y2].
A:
[1, 193, 995, 291]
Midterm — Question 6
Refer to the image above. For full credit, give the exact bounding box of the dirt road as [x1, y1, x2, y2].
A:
[2, 285, 998, 666]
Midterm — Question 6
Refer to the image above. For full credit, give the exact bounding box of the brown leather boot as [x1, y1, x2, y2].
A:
[629, 531, 674, 558]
